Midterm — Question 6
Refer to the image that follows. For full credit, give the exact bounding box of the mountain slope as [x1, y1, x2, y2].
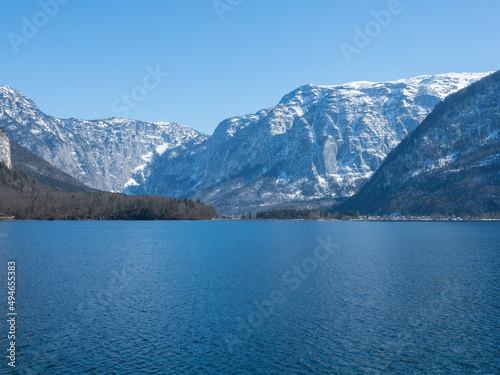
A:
[338, 71, 500, 216]
[0, 162, 217, 220]
[9, 137, 94, 192]
[0, 127, 11, 168]
[2, 125, 92, 192]
[0, 86, 208, 192]
[126, 73, 489, 213]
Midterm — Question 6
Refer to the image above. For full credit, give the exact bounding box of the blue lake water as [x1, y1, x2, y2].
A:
[0, 221, 499, 374]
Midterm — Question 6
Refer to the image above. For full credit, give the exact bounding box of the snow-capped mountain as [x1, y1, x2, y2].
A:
[125, 73, 490, 213]
[339, 71, 500, 215]
[0, 86, 207, 191]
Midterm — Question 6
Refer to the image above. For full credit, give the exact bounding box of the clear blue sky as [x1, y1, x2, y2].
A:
[1, 0, 499, 135]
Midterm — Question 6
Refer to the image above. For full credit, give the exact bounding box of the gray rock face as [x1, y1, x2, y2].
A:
[126, 73, 489, 213]
[0, 86, 207, 191]
[339, 71, 500, 215]
[9, 137, 93, 192]
[0, 127, 12, 169]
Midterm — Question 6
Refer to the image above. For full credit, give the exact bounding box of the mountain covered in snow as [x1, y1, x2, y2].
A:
[0, 86, 207, 192]
[125, 73, 490, 213]
[338, 71, 500, 216]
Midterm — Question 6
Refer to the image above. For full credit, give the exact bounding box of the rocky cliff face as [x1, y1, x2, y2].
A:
[0, 127, 12, 169]
[126, 73, 489, 213]
[9, 137, 94, 192]
[0, 86, 207, 191]
[339, 71, 500, 215]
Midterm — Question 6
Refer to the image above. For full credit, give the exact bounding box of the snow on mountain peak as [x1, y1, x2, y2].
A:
[126, 72, 492, 213]
[0, 72, 492, 212]
[0, 86, 207, 192]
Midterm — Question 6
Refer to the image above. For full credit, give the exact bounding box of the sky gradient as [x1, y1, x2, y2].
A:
[1, 0, 499, 134]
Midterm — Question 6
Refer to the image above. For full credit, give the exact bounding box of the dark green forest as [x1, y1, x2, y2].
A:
[0, 162, 217, 220]
[254, 209, 359, 220]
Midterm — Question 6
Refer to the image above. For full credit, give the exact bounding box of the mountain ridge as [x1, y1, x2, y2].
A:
[337, 71, 500, 216]
[0, 85, 208, 192]
[126, 72, 490, 213]
[1, 73, 493, 214]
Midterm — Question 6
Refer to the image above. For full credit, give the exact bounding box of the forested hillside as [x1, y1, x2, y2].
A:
[0, 163, 217, 220]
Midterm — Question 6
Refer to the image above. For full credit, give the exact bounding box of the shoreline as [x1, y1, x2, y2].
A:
[1, 218, 499, 222]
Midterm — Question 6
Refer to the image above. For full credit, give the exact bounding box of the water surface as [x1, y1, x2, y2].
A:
[0, 221, 499, 374]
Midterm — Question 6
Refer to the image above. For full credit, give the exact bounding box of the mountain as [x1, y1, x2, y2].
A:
[125, 73, 489, 213]
[9, 136, 94, 192]
[0, 86, 208, 192]
[3, 124, 101, 192]
[338, 71, 500, 216]
[0, 127, 11, 168]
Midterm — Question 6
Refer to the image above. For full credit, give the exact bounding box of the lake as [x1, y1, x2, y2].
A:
[0, 221, 499, 374]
